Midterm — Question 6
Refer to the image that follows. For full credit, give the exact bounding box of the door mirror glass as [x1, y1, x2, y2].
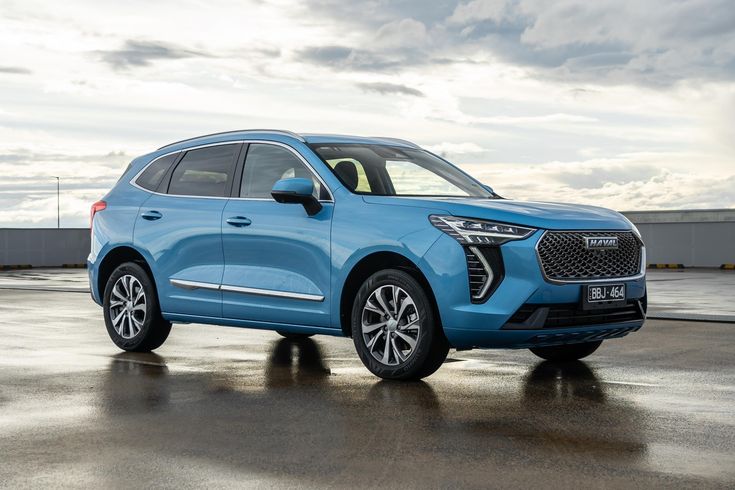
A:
[271, 178, 323, 216]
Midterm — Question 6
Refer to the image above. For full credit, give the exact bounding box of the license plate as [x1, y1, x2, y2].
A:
[583, 284, 626, 309]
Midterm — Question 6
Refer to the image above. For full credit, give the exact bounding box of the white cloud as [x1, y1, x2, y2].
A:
[448, 0, 735, 84]
[461, 152, 735, 210]
[448, 0, 509, 25]
[374, 18, 429, 49]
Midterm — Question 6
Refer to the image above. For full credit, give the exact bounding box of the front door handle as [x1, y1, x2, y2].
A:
[141, 210, 163, 221]
[226, 216, 252, 227]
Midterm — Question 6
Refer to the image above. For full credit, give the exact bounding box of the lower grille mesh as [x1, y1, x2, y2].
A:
[506, 302, 644, 329]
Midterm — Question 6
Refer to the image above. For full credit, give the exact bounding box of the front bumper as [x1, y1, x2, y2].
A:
[419, 231, 646, 349]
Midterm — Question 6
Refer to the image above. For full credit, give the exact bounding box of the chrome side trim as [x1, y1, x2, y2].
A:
[129, 140, 334, 202]
[468, 246, 494, 300]
[170, 279, 324, 302]
[170, 279, 220, 291]
[220, 284, 324, 302]
[534, 230, 646, 284]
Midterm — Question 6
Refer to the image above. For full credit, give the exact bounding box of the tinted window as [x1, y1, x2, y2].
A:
[168, 145, 236, 197]
[325, 158, 371, 192]
[241, 144, 324, 199]
[312, 144, 492, 198]
[136, 153, 178, 191]
[385, 159, 466, 195]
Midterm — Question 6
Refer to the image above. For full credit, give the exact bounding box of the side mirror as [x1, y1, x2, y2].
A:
[271, 178, 322, 216]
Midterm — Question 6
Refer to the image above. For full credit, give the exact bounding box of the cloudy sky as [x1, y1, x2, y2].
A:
[1, 0, 734, 227]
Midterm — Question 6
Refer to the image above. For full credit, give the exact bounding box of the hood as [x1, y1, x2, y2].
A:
[361, 196, 632, 231]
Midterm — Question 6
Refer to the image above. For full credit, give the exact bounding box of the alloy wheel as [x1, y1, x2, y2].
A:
[361, 284, 421, 366]
[109, 274, 147, 339]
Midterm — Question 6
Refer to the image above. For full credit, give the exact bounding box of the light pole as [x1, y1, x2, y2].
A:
[52, 176, 60, 228]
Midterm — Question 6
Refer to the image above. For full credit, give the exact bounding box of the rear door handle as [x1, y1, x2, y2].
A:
[226, 216, 252, 227]
[141, 210, 163, 221]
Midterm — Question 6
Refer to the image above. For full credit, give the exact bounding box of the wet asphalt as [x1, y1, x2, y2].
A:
[1, 274, 734, 488]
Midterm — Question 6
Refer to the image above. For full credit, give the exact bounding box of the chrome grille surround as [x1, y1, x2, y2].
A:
[536, 230, 644, 283]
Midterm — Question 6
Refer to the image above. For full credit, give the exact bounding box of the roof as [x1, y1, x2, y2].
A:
[301, 133, 420, 148]
[156, 129, 420, 152]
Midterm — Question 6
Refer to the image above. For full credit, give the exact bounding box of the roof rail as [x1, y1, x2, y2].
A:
[370, 137, 421, 149]
[157, 129, 305, 150]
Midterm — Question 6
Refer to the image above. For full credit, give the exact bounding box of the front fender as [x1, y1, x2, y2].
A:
[329, 193, 446, 330]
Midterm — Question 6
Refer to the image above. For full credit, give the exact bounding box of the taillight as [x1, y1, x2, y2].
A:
[90, 200, 106, 228]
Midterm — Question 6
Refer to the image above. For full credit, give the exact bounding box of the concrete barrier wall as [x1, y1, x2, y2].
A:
[623, 210, 735, 267]
[0, 229, 90, 267]
[1, 208, 734, 268]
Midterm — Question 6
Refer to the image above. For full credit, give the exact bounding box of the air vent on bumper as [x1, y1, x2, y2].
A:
[465, 246, 504, 303]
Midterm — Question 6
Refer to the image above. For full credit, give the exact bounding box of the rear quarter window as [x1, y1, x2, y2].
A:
[135, 153, 179, 191]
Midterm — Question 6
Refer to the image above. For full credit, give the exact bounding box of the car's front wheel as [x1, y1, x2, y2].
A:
[352, 269, 449, 381]
[529, 340, 602, 362]
[103, 262, 171, 352]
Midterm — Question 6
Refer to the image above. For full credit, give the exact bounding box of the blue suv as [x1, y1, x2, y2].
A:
[89, 130, 646, 380]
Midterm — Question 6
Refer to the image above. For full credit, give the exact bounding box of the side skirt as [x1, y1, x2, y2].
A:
[162, 312, 345, 337]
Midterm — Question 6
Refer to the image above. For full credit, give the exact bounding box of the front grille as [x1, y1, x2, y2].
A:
[505, 301, 644, 329]
[537, 231, 642, 281]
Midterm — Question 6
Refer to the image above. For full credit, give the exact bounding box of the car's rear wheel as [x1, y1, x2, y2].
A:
[103, 262, 171, 352]
[529, 340, 602, 362]
[276, 331, 314, 339]
[352, 269, 449, 381]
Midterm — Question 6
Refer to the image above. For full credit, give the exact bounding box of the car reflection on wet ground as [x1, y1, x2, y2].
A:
[1, 278, 734, 488]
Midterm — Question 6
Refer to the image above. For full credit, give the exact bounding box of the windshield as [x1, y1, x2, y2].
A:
[310, 144, 492, 198]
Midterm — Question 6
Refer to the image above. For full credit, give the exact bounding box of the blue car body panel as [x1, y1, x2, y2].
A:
[221, 198, 333, 326]
[89, 130, 646, 350]
[135, 193, 226, 318]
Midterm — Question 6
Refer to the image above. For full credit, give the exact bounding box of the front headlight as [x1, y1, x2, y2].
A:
[430, 215, 536, 245]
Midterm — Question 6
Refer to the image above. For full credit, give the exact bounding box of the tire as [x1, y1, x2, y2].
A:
[352, 269, 449, 381]
[103, 262, 171, 352]
[529, 340, 602, 362]
[276, 331, 314, 339]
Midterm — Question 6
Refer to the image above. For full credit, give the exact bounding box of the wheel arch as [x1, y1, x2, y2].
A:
[338, 251, 440, 338]
[96, 246, 157, 301]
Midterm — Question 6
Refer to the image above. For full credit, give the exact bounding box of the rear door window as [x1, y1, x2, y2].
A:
[167, 145, 238, 197]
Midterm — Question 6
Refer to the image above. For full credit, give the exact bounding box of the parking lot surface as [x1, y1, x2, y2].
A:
[646, 269, 735, 322]
[1, 274, 734, 488]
